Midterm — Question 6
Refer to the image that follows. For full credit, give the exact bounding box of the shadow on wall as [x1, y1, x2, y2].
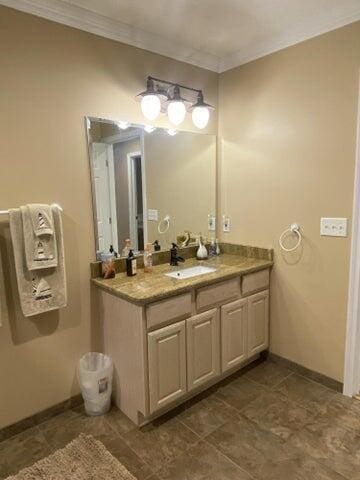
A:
[280, 233, 323, 271]
[0, 214, 82, 345]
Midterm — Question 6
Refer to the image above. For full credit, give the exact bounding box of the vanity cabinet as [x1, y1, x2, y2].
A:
[148, 320, 187, 413]
[248, 290, 269, 356]
[221, 298, 248, 372]
[186, 308, 220, 391]
[99, 267, 271, 426]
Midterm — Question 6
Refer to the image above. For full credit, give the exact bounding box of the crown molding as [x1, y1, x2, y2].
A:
[0, 0, 221, 72]
[2, 0, 360, 74]
[219, 8, 360, 72]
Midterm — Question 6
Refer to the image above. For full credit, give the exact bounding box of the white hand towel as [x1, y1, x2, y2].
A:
[9, 205, 67, 317]
[21, 204, 58, 270]
[28, 204, 54, 236]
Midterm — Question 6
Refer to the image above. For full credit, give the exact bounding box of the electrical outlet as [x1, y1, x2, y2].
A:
[148, 209, 158, 221]
[320, 218, 347, 237]
[222, 215, 230, 233]
[208, 214, 216, 231]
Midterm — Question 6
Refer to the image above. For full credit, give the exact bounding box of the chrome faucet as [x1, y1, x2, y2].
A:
[170, 243, 185, 266]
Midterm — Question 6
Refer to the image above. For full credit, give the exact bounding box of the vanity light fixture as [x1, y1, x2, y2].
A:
[117, 121, 130, 130]
[144, 125, 156, 133]
[167, 128, 178, 136]
[167, 85, 187, 126]
[136, 76, 214, 129]
[190, 92, 214, 130]
[136, 77, 162, 121]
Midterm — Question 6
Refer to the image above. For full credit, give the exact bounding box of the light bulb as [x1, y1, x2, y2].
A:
[144, 125, 156, 133]
[192, 106, 210, 129]
[167, 101, 186, 126]
[167, 128, 177, 136]
[141, 94, 161, 121]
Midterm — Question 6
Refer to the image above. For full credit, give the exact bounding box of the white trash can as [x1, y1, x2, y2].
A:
[78, 352, 113, 416]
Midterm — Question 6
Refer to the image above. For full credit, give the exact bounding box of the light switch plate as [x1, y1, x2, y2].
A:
[222, 215, 230, 233]
[208, 214, 216, 231]
[320, 217, 347, 237]
[148, 209, 158, 221]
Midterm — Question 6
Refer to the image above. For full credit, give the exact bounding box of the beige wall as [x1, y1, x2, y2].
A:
[0, 5, 218, 428]
[219, 22, 360, 382]
[145, 131, 216, 247]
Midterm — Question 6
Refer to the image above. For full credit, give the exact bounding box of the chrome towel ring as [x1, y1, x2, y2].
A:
[158, 214, 170, 234]
[279, 223, 302, 252]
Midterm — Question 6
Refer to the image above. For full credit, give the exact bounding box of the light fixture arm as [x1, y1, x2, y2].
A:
[147, 76, 202, 95]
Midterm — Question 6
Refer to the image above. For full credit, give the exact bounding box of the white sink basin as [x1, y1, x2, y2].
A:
[165, 265, 216, 280]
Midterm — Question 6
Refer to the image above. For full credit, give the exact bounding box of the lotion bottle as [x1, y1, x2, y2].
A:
[143, 243, 153, 273]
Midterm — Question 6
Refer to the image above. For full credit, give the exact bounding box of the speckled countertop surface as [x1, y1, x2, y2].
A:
[92, 254, 273, 305]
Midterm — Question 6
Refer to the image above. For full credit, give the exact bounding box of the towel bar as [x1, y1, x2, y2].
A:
[0, 204, 63, 215]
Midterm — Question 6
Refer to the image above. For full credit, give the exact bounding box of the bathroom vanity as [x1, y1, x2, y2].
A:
[92, 248, 272, 426]
[87, 117, 273, 425]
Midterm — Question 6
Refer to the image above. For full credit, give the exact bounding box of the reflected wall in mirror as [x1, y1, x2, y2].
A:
[87, 118, 216, 256]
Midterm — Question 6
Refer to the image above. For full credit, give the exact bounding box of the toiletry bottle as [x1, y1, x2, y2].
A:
[197, 235, 208, 260]
[144, 243, 153, 273]
[153, 240, 161, 251]
[209, 238, 216, 257]
[109, 244, 118, 258]
[126, 249, 137, 276]
[101, 252, 115, 279]
[122, 239, 131, 257]
[215, 239, 221, 256]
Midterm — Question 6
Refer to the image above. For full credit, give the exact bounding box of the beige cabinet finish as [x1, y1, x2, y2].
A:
[196, 277, 240, 311]
[248, 290, 269, 355]
[148, 321, 187, 414]
[242, 269, 269, 296]
[187, 309, 220, 391]
[100, 267, 270, 426]
[221, 298, 248, 372]
[146, 293, 192, 329]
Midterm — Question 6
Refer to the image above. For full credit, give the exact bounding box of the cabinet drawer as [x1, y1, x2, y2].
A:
[146, 293, 192, 329]
[242, 269, 269, 296]
[196, 278, 240, 311]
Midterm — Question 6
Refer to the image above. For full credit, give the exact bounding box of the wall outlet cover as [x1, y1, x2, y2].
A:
[222, 215, 230, 233]
[208, 214, 216, 231]
[148, 209, 158, 221]
[320, 217, 347, 237]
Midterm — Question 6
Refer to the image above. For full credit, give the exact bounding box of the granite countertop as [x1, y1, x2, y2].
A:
[92, 253, 273, 306]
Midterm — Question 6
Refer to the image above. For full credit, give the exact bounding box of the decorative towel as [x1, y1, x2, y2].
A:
[28, 204, 54, 236]
[9, 205, 67, 317]
[21, 204, 58, 270]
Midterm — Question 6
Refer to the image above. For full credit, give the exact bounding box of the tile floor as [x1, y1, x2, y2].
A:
[1, 360, 359, 479]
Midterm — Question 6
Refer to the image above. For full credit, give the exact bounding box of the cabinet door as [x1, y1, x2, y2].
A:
[221, 298, 248, 372]
[187, 309, 220, 391]
[248, 290, 269, 356]
[148, 320, 186, 414]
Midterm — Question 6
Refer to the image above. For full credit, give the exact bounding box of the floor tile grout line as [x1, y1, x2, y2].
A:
[200, 435, 259, 479]
[120, 419, 204, 477]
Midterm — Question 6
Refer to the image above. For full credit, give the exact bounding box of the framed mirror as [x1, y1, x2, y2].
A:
[86, 117, 216, 257]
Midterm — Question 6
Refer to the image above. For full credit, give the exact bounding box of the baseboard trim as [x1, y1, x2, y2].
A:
[0, 394, 83, 443]
[268, 353, 343, 393]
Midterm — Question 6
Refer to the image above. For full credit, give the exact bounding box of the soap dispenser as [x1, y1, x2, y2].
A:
[197, 235, 208, 260]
